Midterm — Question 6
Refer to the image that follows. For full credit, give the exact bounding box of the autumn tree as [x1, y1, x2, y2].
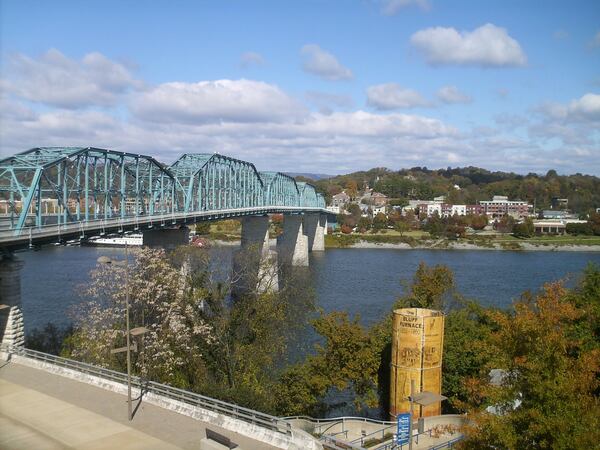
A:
[345, 180, 359, 200]
[459, 278, 600, 449]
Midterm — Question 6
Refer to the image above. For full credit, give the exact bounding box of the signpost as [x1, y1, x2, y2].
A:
[396, 413, 411, 446]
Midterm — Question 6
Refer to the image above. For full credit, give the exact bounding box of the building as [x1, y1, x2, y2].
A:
[451, 205, 466, 216]
[361, 190, 388, 207]
[466, 204, 485, 215]
[533, 220, 566, 235]
[370, 192, 388, 206]
[331, 191, 350, 208]
[372, 204, 386, 216]
[533, 218, 587, 235]
[541, 210, 577, 220]
[551, 197, 568, 209]
[479, 195, 532, 219]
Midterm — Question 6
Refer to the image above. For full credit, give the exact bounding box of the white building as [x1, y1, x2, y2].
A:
[451, 205, 466, 216]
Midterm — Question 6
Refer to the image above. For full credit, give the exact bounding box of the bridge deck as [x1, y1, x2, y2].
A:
[0, 361, 277, 450]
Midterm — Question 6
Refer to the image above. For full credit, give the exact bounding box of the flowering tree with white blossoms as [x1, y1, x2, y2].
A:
[69, 247, 213, 385]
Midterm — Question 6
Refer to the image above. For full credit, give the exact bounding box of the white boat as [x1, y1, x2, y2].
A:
[87, 234, 143, 247]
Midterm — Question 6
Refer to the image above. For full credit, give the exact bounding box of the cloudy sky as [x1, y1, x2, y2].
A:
[1, 0, 599, 175]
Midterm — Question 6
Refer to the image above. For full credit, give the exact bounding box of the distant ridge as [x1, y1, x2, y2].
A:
[286, 172, 333, 181]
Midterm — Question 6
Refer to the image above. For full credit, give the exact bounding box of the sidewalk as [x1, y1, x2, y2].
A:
[0, 361, 278, 449]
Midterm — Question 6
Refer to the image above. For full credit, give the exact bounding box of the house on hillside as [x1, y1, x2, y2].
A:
[371, 192, 388, 206]
[331, 191, 350, 208]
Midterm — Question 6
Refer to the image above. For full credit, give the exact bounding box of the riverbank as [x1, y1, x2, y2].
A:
[348, 240, 600, 252]
[209, 235, 600, 252]
[324, 233, 600, 252]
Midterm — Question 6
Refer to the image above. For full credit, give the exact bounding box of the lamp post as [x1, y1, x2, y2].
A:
[407, 383, 448, 450]
[100, 243, 148, 421]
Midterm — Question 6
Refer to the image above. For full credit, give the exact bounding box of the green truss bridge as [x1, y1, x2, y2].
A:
[0, 147, 329, 251]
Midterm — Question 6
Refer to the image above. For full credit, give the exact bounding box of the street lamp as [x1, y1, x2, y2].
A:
[407, 380, 448, 450]
[99, 244, 148, 421]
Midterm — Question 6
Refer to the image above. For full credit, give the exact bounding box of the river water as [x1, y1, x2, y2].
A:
[18, 245, 600, 332]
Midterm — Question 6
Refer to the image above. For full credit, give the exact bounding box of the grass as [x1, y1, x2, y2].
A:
[326, 230, 600, 249]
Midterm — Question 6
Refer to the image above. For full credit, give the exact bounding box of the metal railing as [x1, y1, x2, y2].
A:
[4, 346, 292, 435]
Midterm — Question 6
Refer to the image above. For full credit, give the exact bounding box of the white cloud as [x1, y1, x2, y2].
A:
[3, 49, 140, 108]
[300, 44, 353, 80]
[437, 85, 472, 104]
[366, 83, 430, 110]
[380, 0, 430, 15]
[410, 23, 527, 67]
[591, 31, 600, 48]
[538, 93, 600, 122]
[240, 52, 265, 68]
[130, 79, 306, 124]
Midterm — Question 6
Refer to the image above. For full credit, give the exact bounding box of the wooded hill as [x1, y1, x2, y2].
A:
[298, 167, 600, 214]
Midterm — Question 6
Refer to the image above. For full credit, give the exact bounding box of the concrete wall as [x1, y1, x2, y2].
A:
[276, 215, 309, 267]
[143, 227, 189, 251]
[0, 257, 25, 357]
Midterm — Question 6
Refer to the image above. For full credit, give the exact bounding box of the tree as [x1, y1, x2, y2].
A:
[460, 281, 600, 449]
[67, 247, 213, 385]
[395, 262, 455, 310]
[394, 220, 410, 237]
[195, 222, 211, 235]
[358, 216, 372, 232]
[26, 322, 74, 355]
[345, 180, 358, 200]
[66, 246, 316, 412]
[468, 214, 488, 231]
[373, 212, 387, 231]
[340, 224, 353, 234]
[512, 217, 534, 238]
[495, 215, 515, 233]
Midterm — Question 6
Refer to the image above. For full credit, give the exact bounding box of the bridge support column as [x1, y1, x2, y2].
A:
[232, 216, 278, 298]
[277, 215, 309, 266]
[0, 256, 25, 359]
[143, 227, 190, 251]
[303, 214, 326, 252]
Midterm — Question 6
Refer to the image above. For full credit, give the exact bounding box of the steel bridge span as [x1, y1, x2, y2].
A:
[0, 147, 328, 251]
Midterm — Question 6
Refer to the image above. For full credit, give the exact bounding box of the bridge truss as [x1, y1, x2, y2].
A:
[0, 147, 326, 249]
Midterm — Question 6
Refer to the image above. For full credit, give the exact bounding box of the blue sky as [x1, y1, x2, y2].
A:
[1, 0, 599, 174]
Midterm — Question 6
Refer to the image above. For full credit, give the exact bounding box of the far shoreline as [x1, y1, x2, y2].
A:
[345, 240, 600, 252]
[210, 238, 600, 252]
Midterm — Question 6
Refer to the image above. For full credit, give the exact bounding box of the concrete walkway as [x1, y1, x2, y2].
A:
[0, 362, 278, 450]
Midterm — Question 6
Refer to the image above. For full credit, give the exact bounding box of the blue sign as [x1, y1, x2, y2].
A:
[396, 413, 411, 445]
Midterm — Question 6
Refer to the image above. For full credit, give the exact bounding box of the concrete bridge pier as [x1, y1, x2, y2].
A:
[0, 256, 25, 359]
[277, 215, 309, 267]
[232, 216, 279, 297]
[143, 227, 190, 251]
[303, 214, 326, 252]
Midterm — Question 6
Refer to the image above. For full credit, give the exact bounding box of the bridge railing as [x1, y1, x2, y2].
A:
[4, 346, 292, 436]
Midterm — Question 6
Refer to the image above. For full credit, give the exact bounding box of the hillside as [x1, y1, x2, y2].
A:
[302, 167, 600, 214]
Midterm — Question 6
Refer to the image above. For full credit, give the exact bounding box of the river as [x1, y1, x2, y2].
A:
[18, 245, 600, 332]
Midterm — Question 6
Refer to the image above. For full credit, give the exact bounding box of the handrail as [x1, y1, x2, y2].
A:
[350, 423, 396, 446]
[4, 346, 292, 435]
[284, 415, 395, 426]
